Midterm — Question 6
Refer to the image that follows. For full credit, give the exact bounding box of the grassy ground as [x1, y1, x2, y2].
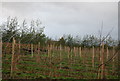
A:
[2, 48, 118, 79]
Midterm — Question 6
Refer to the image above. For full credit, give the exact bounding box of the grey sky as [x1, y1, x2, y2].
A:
[0, 2, 118, 40]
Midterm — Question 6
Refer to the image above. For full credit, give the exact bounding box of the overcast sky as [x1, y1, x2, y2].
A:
[0, 2, 118, 40]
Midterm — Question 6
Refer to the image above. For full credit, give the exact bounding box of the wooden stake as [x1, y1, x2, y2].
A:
[59, 44, 62, 69]
[112, 46, 115, 62]
[98, 67, 100, 79]
[11, 37, 15, 78]
[101, 43, 105, 79]
[31, 44, 33, 57]
[74, 47, 76, 57]
[38, 42, 40, 55]
[16, 41, 21, 63]
[50, 44, 52, 61]
[18, 41, 21, 54]
[64, 46, 66, 55]
[49, 44, 52, 64]
[0, 36, 2, 57]
[67, 47, 69, 59]
[112, 46, 115, 73]
[48, 45, 50, 58]
[98, 46, 102, 79]
[0, 36, 2, 79]
[83, 47, 86, 64]
[106, 47, 109, 60]
[92, 46, 95, 68]
[67, 46, 70, 76]
[79, 47, 82, 58]
[100, 47, 102, 62]
[49, 44, 52, 77]
[37, 42, 40, 63]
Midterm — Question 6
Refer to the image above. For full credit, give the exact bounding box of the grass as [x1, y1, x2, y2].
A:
[2, 48, 118, 79]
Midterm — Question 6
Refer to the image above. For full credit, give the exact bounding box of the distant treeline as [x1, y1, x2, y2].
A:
[0, 17, 118, 48]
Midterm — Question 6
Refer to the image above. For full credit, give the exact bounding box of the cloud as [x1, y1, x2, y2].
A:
[1, 2, 118, 40]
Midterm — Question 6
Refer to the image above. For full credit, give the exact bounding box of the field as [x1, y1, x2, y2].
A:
[2, 42, 118, 79]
